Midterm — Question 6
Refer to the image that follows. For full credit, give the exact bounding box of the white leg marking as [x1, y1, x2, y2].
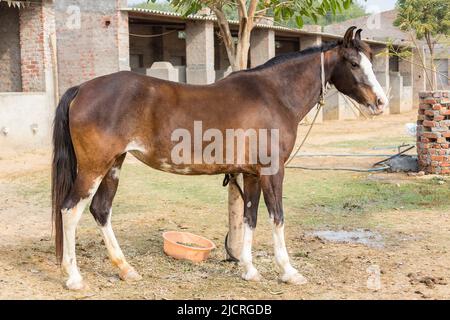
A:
[111, 167, 121, 180]
[62, 177, 102, 290]
[239, 223, 261, 281]
[99, 211, 141, 282]
[125, 140, 146, 153]
[359, 52, 389, 109]
[160, 160, 173, 172]
[270, 218, 307, 285]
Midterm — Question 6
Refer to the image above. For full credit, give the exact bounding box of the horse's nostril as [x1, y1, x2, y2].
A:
[377, 98, 384, 107]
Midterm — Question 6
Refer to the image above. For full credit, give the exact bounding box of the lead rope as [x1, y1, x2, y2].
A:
[224, 52, 328, 262]
[285, 51, 327, 167]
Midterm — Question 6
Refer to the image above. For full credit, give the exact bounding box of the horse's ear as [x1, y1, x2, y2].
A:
[343, 26, 357, 47]
[355, 29, 362, 41]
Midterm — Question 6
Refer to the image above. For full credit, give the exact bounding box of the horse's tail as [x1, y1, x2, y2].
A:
[51, 86, 80, 264]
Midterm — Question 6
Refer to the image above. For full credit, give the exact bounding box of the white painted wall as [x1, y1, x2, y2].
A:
[0, 93, 53, 150]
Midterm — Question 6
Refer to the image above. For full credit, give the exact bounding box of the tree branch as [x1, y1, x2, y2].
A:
[212, 5, 236, 68]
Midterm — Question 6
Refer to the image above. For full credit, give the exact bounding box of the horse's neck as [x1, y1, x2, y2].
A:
[269, 49, 339, 122]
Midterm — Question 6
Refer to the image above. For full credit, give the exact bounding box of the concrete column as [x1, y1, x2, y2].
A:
[323, 87, 360, 121]
[399, 50, 414, 113]
[412, 47, 427, 107]
[185, 21, 215, 84]
[147, 62, 179, 82]
[389, 72, 404, 114]
[399, 51, 413, 86]
[250, 29, 275, 68]
[300, 35, 323, 123]
[300, 34, 321, 50]
[372, 47, 390, 113]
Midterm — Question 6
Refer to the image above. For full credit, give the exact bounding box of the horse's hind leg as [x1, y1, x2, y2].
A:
[89, 154, 142, 282]
[240, 174, 262, 282]
[61, 171, 103, 290]
[260, 168, 307, 285]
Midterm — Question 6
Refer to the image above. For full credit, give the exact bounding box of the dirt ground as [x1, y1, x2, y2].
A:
[1, 110, 450, 300]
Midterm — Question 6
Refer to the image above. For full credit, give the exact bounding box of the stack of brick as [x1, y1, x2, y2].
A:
[417, 91, 450, 174]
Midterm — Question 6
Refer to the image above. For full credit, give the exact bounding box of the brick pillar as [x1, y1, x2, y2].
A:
[19, 3, 46, 92]
[300, 35, 323, 123]
[117, 8, 130, 71]
[185, 21, 215, 84]
[55, 0, 129, 95]
[417, 91, 450, 174]
[250, 29, 274, 68]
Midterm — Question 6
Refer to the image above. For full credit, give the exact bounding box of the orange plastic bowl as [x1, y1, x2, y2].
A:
[162, 231, 216, 262]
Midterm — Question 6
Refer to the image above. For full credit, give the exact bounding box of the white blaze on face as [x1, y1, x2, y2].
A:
[359, 52, 389, 110]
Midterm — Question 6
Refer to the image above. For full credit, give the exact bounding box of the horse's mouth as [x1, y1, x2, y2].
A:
[367, 103, 384, 116]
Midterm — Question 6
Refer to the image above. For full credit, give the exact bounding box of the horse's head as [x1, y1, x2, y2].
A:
[331, 26, 389, 115]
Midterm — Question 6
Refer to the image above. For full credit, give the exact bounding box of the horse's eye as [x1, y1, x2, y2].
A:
[351, 62, 359, 68]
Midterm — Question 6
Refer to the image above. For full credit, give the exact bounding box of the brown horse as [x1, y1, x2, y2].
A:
[52, 27, 388, 290]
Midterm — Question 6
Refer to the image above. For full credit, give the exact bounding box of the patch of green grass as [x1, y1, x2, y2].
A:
[13, 162, 450, 230]
[284, 170, 450, 213]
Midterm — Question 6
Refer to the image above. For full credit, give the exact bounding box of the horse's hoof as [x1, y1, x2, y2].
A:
[281, 272, 307, 285]
[65, 278, 88, 291]
[242, 269, 262, 282]
[119, 267, 142, 282]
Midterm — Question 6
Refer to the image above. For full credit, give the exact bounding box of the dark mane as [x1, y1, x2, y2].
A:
[247, 41, 341, 72]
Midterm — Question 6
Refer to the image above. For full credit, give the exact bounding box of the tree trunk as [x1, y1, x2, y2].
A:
[225, 28, 250, 262]
[425, 32, 438, 91]
[226, 174, 244, 260]
[212, 5, 255, 261]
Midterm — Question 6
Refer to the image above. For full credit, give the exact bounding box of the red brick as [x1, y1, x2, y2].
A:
[423, 120, 437, 127]
[419, 103, 432, 110]
[431, 155, 445, 161]
[423, 132, 440, 139]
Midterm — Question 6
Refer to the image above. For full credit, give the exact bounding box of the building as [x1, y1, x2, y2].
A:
[0, 0, 441, 150]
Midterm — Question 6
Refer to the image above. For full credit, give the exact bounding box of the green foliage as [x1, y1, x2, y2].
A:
[135, 1, 177, 12]
[394, 0, 450, 40]
[281, 1, 367, 27]
[145, 0, 360, 28]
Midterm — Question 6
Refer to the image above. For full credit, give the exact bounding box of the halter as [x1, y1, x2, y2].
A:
[318, 51, 327, 106]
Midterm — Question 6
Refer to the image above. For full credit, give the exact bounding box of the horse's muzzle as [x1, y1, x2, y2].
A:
[368, 97, 388, 115]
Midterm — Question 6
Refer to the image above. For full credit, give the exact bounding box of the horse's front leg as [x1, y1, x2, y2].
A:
[240, 173, 262, 282]
[260, 168, 307, 285]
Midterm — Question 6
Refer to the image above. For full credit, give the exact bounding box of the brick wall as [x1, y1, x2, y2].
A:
[19, 3, 46, 92]
[0, 3, 22, 92]
[417, 91, 450, 174]
[55, 0, 128, 95]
